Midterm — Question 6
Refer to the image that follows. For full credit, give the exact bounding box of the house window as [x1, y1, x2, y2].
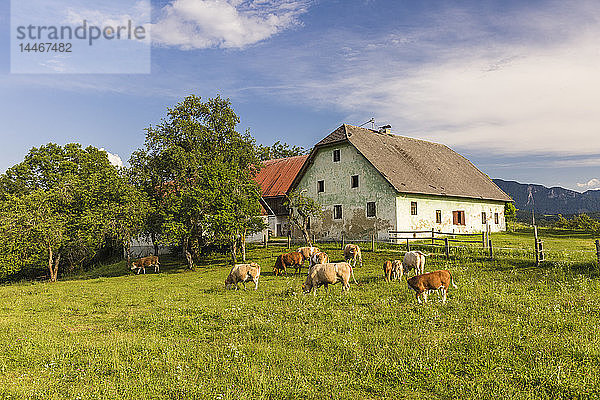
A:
[411, 201, 418, 215]
[436, 210, 442, 224]
[481, 212, 487, 224]
[333, 205, 342, 220]
[494, 212, 499, 224]
[453, 211, 465, 225]
[367, 202, 376, 218]
[333, 149, 341, 162]
[317, 180, 324, 193]
[351, 175, 359, 188]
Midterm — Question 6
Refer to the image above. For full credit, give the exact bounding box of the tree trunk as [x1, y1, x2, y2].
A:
[302, 223, 312, 246]
[151, 232, 159, 256]
[123, 241, 131, 266]
[241, 229, 247, 262]
[183, 237, 194, 269]
[48, 245, 54, 282]
[48, 245, 60, 282]
[231, 239, 237, 264]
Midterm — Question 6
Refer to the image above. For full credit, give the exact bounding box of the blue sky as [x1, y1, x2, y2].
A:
[1, 0, 600, 191]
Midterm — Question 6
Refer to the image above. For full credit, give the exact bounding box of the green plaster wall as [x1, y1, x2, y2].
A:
[295, 142, 397, 241]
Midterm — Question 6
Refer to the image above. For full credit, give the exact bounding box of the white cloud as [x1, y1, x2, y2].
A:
[100, 148, 124, 168]
[153, 0, 310, 49]
[244, 1, 600, 157]
[577, 179, 600, 189]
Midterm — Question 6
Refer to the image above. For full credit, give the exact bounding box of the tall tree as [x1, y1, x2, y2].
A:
[130, 95, 265, 267]
[0, 144, 148, 281]
[257, 141, 308, 161]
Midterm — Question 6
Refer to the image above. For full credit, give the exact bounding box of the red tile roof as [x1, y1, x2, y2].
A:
[254, 155, 308, 197]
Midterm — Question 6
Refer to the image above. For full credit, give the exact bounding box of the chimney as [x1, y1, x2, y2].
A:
[378, 125, 391, 134]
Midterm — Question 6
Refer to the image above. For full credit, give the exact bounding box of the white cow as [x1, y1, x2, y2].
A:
[401, 251, 428, 276]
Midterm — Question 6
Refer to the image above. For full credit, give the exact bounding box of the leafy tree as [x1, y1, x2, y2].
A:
[505, 202, 517, 231]
[130, 95, 264, 266]
[257, 141, 307, 161]
[554, 213, 600, 233]
[0, 144, 148, 281]
[285, 190, 322, 246]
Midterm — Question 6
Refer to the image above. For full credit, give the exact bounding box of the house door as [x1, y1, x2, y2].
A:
[276, 224, 282, 237]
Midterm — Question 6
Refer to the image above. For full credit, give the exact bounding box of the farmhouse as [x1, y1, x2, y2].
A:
[266, 124, 511, 241]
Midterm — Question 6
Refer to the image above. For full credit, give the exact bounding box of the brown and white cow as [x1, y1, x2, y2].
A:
[274, 251, 304, 275]
[309, 251, 329, 269]
[344, 244, 363, 268]
[407, 270, 457, 304]
[130, 255, 160, 274]
[297, 246, 320, 260]
[225, 263, 261, 290]
[302, 262, 356, 295]
[383, 260, 402, 282]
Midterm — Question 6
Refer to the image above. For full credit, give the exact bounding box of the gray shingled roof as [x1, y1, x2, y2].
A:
[307, 124, 511, 202]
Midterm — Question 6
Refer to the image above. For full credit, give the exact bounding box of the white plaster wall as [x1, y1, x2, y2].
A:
[396, 193, 506, 235]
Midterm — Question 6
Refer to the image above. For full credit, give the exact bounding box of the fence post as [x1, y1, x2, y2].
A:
[444, 238, 450, 259]
[287, 233, 291, 250]
[406, 238, 410, 252]
[341, 233, 345, 250]
[431, 228, 435, 245]
[371, 234, 376, 252]
[482, 231, 486, 249]
[312, 234, 316, 246]
[264, 234, 268, 249]
[534, 226, 539, 266]
[488, 238, 493, 260]
[596, 240, 600, 266]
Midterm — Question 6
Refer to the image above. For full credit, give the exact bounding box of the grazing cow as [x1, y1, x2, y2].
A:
[383, 260, 403, 282]
[130, 255, 160, 274]
[309, 251, 329, 268]
[407, 270, 457, 304]
[302, 262, 356, 295]
[344, 244, 363, 268]
[225, 263, 261, 290]
[402, 251, 428, 276]
[297, 246, 320, 260]
[274, 251, 304, 275]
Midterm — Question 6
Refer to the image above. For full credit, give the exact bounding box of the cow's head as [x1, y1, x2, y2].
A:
[224, 275, 234, 289]
[301, 278, 312, 293]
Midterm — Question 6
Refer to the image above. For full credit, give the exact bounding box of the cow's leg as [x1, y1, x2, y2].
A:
[136, 268, 141, 275]
[254, 279, 258, 290]
[440, 287, 447, 304]
[415, 292, 422, 304]
[422, 291, 428, 303]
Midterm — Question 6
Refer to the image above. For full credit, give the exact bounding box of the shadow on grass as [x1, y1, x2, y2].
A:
[62, 255, 190, 281]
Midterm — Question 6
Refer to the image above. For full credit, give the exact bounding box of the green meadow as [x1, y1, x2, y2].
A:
[1, 230, 600, 399]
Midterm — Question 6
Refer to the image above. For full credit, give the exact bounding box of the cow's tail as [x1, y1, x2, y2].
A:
[415, 251, 431, 257]
[449, 270, 458, 289]
[350, 265, 359, 285]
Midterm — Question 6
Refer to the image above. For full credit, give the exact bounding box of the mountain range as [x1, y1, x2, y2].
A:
[493, 179, 600, 215]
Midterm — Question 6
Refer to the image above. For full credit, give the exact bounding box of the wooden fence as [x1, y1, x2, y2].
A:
[389, 229, 492, 259]
[259, 230, 600, 265]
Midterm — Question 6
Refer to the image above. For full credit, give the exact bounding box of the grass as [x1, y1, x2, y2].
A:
[1, 232, 600, 399]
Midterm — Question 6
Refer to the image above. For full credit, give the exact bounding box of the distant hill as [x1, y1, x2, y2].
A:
[493, 179, 600, 215]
